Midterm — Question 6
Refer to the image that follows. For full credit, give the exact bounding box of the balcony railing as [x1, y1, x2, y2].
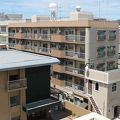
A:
[38, 34, 51, 40]
[65, 35, 85, 42]
[7, 79, 27, 90]
[39, 47, 51, 54]
[9, 33, 15, 37]
[65, 66, 84, 76]
[24, 33, 35, 39]
[9, 43, 16, 47]
[24, 45, 31, 50]
[66, 51, 85, 59]
[65, 81, 84, 92]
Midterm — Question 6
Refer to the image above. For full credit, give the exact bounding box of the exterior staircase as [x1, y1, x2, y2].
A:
[89, 96, 102, 115]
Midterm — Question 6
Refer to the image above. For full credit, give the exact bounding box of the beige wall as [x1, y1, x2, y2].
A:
[0, 69, 27, 120]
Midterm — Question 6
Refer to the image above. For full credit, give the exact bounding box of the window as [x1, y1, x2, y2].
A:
[107, 46, 115, 56]
[96, 63, 105, 71]
[10, 96, 20, 107]
[65, 44, 73, 50]
[34, 42, 38, 46]
[80, 30, 85, 36]
[43, 43, 48, 48]
[107, 61, 116, 70]
[1, 37, 6, 43]
[112, 83, 117, 92]
[109, 31, 116, 40]
[51, 28, 57, 34]
[1, 26, 6, 33]
[95, 83, 99, 91]
[96, 47, 105, 57]
[11, 116, 20, 120]
[80, 46, 85, 53]
[9, 75, 19, 81]
[51, 43, 57, 49]
[97, 31, 106, 40]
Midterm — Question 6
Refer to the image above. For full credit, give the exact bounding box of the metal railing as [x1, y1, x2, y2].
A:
[66, 51, 85, 59]
[24, 33, 35, 39]
[9, 33, 15, 37]
[38, 34, 51, 40]
[65, 66, 84, 76]
[24, 45, 31, 50]
[65, 35, 85, 42]
[9, 43, 16, 47]
[7, 79, 27, 90]
[65, 81, 84, 92]
[39, 47, 51, 54]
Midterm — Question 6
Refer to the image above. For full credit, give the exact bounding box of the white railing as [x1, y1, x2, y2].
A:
[65, 81, 84, 92]
[9, 43, 16, 47]
[8, 79, 27, 90]
[38, 34, 51, 40]
[65, 35, 85, 42]
[24, 33, 35, 39]
[66, 51, 85, 59]
[24, 45, 31, 50]
[65, 66, 84, 76]
[39, 47, 51, 54]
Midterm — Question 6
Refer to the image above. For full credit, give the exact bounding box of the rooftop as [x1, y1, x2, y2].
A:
[74, 112, 110, 120]
[0, 49, 59, 71]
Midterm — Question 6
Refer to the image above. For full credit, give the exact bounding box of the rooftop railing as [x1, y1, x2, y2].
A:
[7, 79, 27, 90]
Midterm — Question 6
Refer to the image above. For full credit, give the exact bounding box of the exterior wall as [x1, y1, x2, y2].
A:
[0, 69, 27, 120]
[64, 100, 90, 116]
[107, 81, 120, 119]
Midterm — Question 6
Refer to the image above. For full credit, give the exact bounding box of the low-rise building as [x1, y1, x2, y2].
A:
[0, 45, 60, 120]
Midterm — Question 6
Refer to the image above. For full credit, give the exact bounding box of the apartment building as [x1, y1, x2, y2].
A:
[8, 11, 119, 119]
[0, 45, 60, 120]
[0, 13, 31, 45]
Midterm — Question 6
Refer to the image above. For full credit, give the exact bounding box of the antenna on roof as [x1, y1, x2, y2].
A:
[98, 0, 101, 18]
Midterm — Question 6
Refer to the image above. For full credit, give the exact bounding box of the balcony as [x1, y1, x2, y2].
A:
[85, 68, 120, 84]
[15, 44, 24, 50]
[38, 34, 51, 40]
[66, 51, 85, 60]
[65, 81, 85, 92]
[15, 33, 24, 39]
[51, 34, 66, 42]
[51, 49, 65, 58]
[65, 66, 84, 76]
[52, 64, 65, 73]
[7, 79, 27, 91]
[51, 77, 65, 86]
[39, 47, 51, 54]
[65, 35, 85, 43]
[24, 33, 35, 39]
[9, 43, 16, 48]
[9, 33, 15, 37]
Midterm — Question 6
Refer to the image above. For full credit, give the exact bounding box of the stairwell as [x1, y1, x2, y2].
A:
[89, 96, 102, 115]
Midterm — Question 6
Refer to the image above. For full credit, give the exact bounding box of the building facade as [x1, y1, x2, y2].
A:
[8, 17, 119, 119]
[0, 45, 59, 120]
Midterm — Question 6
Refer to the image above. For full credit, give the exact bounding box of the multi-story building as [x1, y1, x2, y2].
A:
[0, 45, 60, 120]
[8, 10, 119, 119]
[0, 13, 31, 45]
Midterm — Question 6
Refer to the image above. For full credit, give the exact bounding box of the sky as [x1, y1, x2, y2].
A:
[0, 0, 120, 20]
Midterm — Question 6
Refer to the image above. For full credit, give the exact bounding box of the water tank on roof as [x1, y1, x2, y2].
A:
[76, 5, 81, 12]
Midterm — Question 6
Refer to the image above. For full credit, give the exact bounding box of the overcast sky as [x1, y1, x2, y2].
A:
[0, 0, 119, 20]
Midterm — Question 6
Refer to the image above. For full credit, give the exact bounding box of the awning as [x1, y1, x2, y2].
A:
[23, 98, 61, 114]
